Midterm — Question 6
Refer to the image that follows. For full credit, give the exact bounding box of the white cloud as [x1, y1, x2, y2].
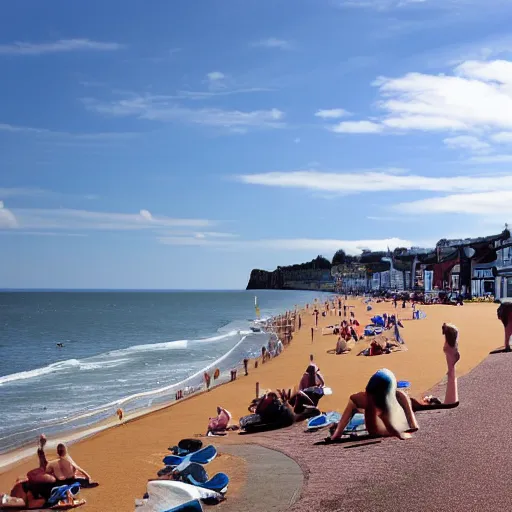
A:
[0, 187, 48, 198]
[396, 190, 512, 215]
[443, 135, 491, 152]
[4, 208, 213, 232]
[84, 95, 285, 131]
[207, 71, 225, 82]
[315, 109, 350, 119]
[491, 132, 512, 143]
[206, 71, 226, 91]
[174, 88, 272, 100]
[159, 236, 413, 255]
[0, 202, 17, 228]
[0, 122, 137, 141]
[0, 39, 123, 56]
[250, 38, 292, 50]
[237, 169, 512, 194]
[468, 154, 512, 164]
[330, 120, 383, 133]
[372, 60, 512, 134]
[339, 0, 428, 9]
[331, 57, 512, 149]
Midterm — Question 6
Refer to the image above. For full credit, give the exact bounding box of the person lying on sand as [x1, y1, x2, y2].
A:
[497, 302, 512, 352]
[250, 390, 320, 428]
[410, 323, 460, 410]
[327, 368, 418, 442]
[207, 406, 232, 435]
[299, 364, 325, 391]
[280, 387, 324, 415]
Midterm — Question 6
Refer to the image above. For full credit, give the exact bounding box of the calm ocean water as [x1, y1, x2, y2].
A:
[0, 290, 332, 454]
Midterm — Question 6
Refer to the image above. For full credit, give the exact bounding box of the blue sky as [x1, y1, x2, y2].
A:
[2, 0, 512, 289]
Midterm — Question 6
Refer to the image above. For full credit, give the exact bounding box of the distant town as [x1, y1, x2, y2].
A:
[247, 227, 512, 300]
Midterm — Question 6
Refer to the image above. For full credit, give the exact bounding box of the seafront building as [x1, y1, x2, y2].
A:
[333, 227, 512, 299]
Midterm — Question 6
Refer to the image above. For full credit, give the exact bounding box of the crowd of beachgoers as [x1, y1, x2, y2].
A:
[2, 297, 512, 510]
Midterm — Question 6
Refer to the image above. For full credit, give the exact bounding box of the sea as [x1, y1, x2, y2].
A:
[0, 290, 333, 456]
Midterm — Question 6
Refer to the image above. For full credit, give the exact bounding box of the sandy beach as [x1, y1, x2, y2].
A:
[0, 297, 504, 511]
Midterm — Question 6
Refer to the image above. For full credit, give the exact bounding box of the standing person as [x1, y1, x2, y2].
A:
[311, 327, 314, 343]
[343, 304, 347, 318]
[298, 314, 302, 330]
[313, 308, 319, 327]
[497, 302, 512, 352]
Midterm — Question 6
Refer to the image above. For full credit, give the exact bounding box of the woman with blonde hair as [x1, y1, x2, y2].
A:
[327, 368, 418, 442]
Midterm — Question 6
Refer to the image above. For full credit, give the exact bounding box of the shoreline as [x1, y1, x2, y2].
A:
[0, 298, 503, 511]
[0, 305, 299, 472]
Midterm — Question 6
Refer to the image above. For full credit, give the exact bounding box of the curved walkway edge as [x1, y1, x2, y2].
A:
[246, 352, 512, 512]
[219, 444, 303, 512]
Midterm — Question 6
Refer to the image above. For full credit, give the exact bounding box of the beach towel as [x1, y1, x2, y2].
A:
[47, 483, 81, 507]
[136, 481, 222, 511]
[371, 316, 385, 327]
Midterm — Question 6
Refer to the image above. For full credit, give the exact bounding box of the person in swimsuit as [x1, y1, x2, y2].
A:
[45, 443, 92, 484]
[3, 436, 94, 508]
[206, 406, 232, 434]
[327, 368, 418, 442]
[497, 302, 512, 352]
[410, 323, 460, 410]
[299, 365, 325, 391]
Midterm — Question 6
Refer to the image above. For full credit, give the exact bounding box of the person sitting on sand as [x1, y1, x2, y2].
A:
[497, 302, 512, 352]
[410, 323, 460, 410]
[336, 337, 351, 354]
[207, 406, 232, 434]
[4, 436, 94, 509]
[327, 368, 418, 442]
[45, 443, 93, 484]
[299, 364, 325, 391]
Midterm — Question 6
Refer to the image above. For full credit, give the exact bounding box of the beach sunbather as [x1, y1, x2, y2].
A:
[497, 302, 512, 352]
[299, 364, 325, 391]
[336, 338, 351, 354]
[410, 323, 460, 410]
[327, 368, 418, 442]
[207, 406, 232, 434]
[4, 435, 93, 509]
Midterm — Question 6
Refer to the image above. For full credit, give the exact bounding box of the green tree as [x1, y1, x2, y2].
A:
[332, 249, 347, 266]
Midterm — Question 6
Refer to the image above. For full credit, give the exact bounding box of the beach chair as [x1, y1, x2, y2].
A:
[163, 445, 217, 467]
[179, 462, 229, 493]
[169, 439, 203, 456]
[163, 499, 203, 512]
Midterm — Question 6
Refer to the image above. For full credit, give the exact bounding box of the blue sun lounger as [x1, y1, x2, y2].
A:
[164, 498, 203, 512]
[178, 462, 229, 494]
[163, 445, 217, 467]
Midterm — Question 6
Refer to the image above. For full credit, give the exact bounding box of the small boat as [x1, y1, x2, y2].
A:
[250, 325, 262, 333]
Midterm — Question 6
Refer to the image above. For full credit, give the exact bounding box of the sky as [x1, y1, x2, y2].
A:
[2, 0, 512, 289]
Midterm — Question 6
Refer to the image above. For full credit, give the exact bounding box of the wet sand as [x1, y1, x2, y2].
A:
[0, 298, 503, 510]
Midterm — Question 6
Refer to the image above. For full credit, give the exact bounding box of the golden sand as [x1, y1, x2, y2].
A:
[0, 298, 503, 510]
